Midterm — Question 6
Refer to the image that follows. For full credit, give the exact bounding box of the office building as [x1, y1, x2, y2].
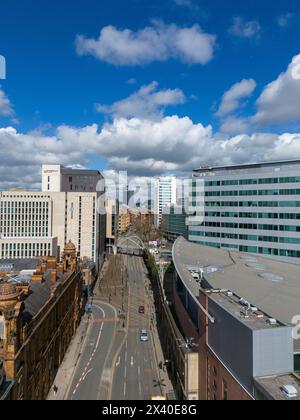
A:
[0, 165, 106, 270]
[162, 204, 188, 242]
[171, 237, 300, 400]
[190, 160, 300, 264]
[0, 191, 58, 259]
[154, 177, 177, 228]
[105, 198, 119, 251]
[42, 164, 102, 193]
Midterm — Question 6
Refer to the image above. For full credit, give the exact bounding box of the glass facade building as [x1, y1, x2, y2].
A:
[189, 160, 300, 264]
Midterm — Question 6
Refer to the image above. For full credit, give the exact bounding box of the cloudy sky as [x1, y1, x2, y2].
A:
[1, 0, 300, 189]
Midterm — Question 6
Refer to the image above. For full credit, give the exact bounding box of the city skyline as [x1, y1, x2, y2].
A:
[1, 0, 300, 190]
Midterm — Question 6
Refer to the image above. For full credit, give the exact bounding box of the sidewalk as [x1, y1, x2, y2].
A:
[47, 314, 90, 400]
[146, 278, 174, 399]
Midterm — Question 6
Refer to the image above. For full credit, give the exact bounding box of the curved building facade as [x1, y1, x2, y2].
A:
[172, 237, 300, 400]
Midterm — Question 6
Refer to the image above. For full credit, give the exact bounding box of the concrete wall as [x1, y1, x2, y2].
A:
[253, 327, 294, 377]
[208, 299, 254, 392]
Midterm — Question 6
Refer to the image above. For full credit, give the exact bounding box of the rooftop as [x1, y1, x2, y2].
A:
[0, 259, 73, 324]
[194, 159, 300, 173]
[255, 374, 300, 401]
[173, 237, 300, 350]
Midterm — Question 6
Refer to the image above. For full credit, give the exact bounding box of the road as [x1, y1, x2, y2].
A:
[110, 255, 161, 400]
[67, 301, 117, 400]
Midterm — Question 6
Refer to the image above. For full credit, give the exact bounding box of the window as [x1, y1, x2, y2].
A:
[222, 380, 228, 401]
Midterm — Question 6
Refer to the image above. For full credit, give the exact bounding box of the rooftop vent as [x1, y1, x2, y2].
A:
[281, 385, 298, 399]
[239, 298, 250, 307]
[240, 255, 258, 262]
[246, 263, 267, 271]
[266, 318, 278, 326]
[258, 272, 284, 283]
[205, 265, 221, 274]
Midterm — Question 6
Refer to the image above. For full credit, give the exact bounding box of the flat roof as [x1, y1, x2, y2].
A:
[193, 159, 300, 173]
[173, 237, 300, 350]
[255, 374, 300, 400]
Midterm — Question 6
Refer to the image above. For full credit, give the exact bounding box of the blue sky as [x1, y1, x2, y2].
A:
[1, 0, 300, 188]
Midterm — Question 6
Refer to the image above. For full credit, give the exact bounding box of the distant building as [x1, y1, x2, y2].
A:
[105, 198, 119, 252]
[118, 206, 131, 233]
[171, 237, 300, 400]
[0, 242, 83, 400]
[154, 177, 177, 228]
[162, 204, 188, 242]
[0, 164, 106, 271]
[190, 160, 300, 264]
[41, 164, 102, 193]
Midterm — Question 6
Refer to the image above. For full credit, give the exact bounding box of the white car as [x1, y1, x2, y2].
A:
[0, 360, 5, 388]
[140, 330, 149, 342]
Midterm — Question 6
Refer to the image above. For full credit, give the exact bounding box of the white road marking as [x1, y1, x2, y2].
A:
[131, 356, 134, 367]
[116, 356, 121, 367]
[71, 305, 106, 397]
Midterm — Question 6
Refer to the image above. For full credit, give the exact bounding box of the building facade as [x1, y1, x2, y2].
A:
[0, 165, 106, 270]
[0, 242, 83, 400]
[0, 191, 58, 259]
[42, 164, 102, 193]
[105, 198, 119, 251]
[190, 160, 300, 264]
[171, 237, 300, 401]
[162, 204, 188, 242]
[154, 177, 177, 228]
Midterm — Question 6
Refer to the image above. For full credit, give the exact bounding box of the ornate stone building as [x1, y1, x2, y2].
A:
[0, 242, 83, 400]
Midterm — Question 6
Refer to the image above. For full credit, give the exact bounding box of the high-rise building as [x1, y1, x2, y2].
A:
[189, 160, 300, 264]
[162, 203, 188, 242]
[154, 177, 177, 228]
[0, 165, 106, 270]
[105, 198, 119, 251]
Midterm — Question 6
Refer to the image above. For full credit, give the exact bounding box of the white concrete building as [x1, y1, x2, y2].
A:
[154, 177, 177, 228]
[0, 165, 106, 270]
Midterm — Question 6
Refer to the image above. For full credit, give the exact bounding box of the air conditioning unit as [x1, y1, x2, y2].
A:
[281, 385, 298, 399]
[239, 298, 249, 307]
[267, 318, 277, 326]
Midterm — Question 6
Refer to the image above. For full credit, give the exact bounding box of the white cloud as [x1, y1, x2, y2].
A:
[0, 87, 14, 117]
[96, 81, 186, 119]
[277, 13, 294, 28]
[219, 116, 250, 135]
[229, 17, 261, 39]
[2, 116, 300, 189]
[173, 0, 194, 8]
[253, 53, 300, 125]
[76, 21, 216, 66]
[216, 79, 257, 117]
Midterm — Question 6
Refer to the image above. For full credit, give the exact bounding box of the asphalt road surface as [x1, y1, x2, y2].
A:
[67, 301, 117, 400]
[110, 255, 161, 400]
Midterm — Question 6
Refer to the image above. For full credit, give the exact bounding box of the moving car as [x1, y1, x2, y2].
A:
[140, 329, 149, 342]
[139, 306, 145, 314]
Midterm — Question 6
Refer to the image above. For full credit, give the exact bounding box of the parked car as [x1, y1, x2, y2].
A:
[140, 329, 149, 342]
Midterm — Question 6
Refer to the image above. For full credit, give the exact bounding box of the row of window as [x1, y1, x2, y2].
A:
[192, 176, 300, 188]
[191, 240, 300, 258]
[203, 222, 300, 232]
[203, 201, 300, 208]
[201, 211, 300, 220]
[189, 231, 300, 244]
[200, 189, 300, 197]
